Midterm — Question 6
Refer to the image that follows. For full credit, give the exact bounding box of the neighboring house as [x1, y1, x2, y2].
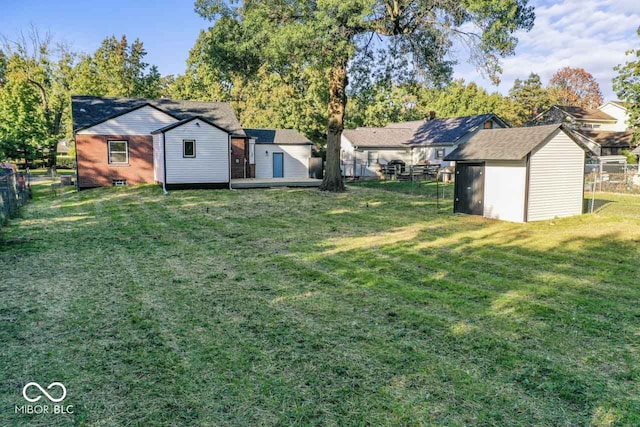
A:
[244, 129, 313, 179]
[57, 139, 72, 156]
[445, 124, 587, 223]
[529, 103, 636, 157]
[72, 96, 312, 189]
[341, 113, 508, 177]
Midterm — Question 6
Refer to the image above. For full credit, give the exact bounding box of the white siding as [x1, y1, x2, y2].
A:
[153, 133, 164, 183]
[255, 144, 311, 178]
[412, 146, 455, 166]
[527, 130, 585, 221]
[164, 119, 229, 184]
[598, 103, 629, 131]
[78, 105, 177, 135]
[483, 160, 527, 223]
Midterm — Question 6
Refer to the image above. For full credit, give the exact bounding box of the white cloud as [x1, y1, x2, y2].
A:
[453, 0, 640, 101]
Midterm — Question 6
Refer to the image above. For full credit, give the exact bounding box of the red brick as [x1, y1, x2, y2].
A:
[76, 134, 155, 188]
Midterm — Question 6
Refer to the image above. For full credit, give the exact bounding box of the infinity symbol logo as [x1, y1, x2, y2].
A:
[22, 382, 67, 403]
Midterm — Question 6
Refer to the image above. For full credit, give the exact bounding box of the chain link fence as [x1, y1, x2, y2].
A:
[0, 172, 31, 227]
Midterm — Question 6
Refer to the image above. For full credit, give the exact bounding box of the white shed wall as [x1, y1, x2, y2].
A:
[483, 160, 527, 223]
[164, 119, 230, 184]
[527, 130, 585, 221]
[77, 105, 177, 135]
[255, 144, 311, 178]
[153, 133, 164, 183]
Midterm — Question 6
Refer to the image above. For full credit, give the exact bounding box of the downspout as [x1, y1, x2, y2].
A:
[162, 132, 168, 195]
[228, 135, 232, 190]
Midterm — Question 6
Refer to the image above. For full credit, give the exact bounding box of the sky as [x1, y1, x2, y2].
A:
[2, 0, 639, 101]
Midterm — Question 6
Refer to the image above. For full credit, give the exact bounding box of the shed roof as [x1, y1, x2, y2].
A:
[444, 124, 582, 161]
[244, 128, 312, 145]
[632, 145, 640, 155]
[72, 95, 245, 135]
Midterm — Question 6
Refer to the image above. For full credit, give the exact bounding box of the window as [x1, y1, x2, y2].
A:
[183, 140, 196, 158]
[112, 179, 127, 186]
[108, 140, 128, 164]
[367, 151, 379, 166]
[435, 148, 445, 159]
[484, 120, 493, 129]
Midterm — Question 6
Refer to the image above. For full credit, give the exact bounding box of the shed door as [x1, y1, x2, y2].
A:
[273, 153, 284, 178]
[454, 162, 484, 215]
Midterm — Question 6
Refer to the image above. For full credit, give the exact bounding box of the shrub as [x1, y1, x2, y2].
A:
[56, 155, 75, 169]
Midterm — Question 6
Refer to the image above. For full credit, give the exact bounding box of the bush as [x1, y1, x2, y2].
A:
[56, 155, 75, 169]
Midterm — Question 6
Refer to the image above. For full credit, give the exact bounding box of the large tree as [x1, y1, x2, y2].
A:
[0, 30, 75, 167]
[73, 35, 162, 98]
[548, 67, 603, 110]
[613, 27, 640, 133]
[195, 0, 535, 191]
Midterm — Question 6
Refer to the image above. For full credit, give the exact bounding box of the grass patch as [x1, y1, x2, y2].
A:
[1, 184, 639, 425]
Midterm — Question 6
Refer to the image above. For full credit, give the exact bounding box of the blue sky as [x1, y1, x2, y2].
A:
[2, 0, 639, 100]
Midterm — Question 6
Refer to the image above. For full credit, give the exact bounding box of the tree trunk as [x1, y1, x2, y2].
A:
[319, 61, 348, 192]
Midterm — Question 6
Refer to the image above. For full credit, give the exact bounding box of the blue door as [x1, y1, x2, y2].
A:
[273, 153, 284, 178]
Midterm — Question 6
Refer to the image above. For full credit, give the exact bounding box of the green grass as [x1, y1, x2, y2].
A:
[1, 182, 639, 426]
[22, 168, 75, 177]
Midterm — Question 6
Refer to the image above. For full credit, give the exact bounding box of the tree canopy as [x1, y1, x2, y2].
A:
[614, 27, 640, 133]
[549, 67, 603, 110]
[194, 0, 536, 190]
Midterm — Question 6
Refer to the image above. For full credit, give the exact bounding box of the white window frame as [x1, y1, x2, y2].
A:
[435, 148, 445, 160]
[108, 140, 129, 165]
[183, 139, 196, 158]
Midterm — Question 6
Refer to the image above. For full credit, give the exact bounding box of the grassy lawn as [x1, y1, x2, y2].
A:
[1, 182, 639, 425]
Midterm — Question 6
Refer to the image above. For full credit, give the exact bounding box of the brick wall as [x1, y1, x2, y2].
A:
[230, 137, 253, 178]
[76, 134, 155, 188]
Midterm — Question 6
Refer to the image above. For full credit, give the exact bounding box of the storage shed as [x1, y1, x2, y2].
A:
[444, 124, 587, 222]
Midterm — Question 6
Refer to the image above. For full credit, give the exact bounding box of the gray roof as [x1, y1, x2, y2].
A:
[342, 128, 416, 148]
[632, 145, 640, 155]
[72, 95, 245, 135]
[343, 114, 506, 149]
[244, 128, 312, 145]
[405, 114, 506, 146]
[444, 124, 581, 161]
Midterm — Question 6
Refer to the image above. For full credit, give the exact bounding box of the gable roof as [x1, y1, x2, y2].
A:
[244, 128, 312, 145]
[576, 130, 635, 148]
[342, 114, 507, 149]
[150, 116, 240, 135]
[444, 124, 584, 161]
[72, 95, 245, 135]
[405, 114, 507, 146]
[632, 145, 640, 155]
[554, 106, 616, 122]
[603, 101, 629, 110]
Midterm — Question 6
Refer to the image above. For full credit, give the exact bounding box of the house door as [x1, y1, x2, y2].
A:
[454, 162, 484, 215]
[273, 153, 284, 178]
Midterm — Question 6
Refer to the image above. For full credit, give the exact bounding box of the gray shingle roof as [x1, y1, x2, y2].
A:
[444, 124, 577, 161]
[244, 128, 312, 145]
[343, 114, 506, 149]
[632, 145, 640, 155]
[342, 128, 416, 148]
[72, 95, 245, 135]
[576, 130, 635, 148]
[405, 114, 505, 146]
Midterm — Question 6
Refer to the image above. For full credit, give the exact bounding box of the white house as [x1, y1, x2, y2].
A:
[445, 124, 587, 223]
[244, 129, 313, 179]
[152, 117, 231, 190]
[72, 96, 315, 190]
[341, 113, 508, 177]
[597, 101, 630, 131]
